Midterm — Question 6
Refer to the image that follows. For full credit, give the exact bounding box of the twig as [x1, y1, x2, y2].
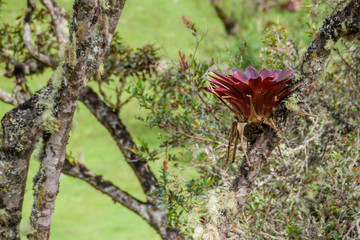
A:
[23, 0, 57, 68]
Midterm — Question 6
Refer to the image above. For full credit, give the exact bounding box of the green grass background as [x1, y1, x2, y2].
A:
[0, 0, 312, 239]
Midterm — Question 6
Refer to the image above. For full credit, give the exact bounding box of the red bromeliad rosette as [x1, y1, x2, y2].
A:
[206, 66, 295, 124]
[205, 66, 296, 163]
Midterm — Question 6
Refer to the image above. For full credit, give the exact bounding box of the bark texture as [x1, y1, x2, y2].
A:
[215, 1, 360, 238]
[28, 0, 127, 239]
[0, 0, 182, 237]
[0, 86, 51, 239]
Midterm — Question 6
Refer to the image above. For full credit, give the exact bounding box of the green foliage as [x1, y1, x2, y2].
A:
[0, 5, 62, 76]
[153, 160, 211, 228]
[259, 19, 297, 69]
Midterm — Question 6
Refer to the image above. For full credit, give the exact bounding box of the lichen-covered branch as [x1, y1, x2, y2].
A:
[79, 86, 159, 194]
[0, 83, 58, 239]
[28, 1, 127, 239]
[205, 1, 360, 238]
[40, 0, 67, 52]
[23, 0, 58, 69]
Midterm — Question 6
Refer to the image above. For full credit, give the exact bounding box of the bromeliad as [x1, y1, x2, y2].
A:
[205, 66, 300, 164]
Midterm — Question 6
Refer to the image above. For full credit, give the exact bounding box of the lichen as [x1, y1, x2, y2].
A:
[298, 47, 307, 62]
[206, 191, 221, 224]
[19, 220, 33, 237]
[51, 65, 65, 90]
[284, 95, 300, 112]
[325, 39, 335, 51]
[193, 224, 220, 240]
[41, 109, 60, 133]
[0, 126, 3, 148]
[97, 61, 104, 80]
[95, 13, 109, 40]
[99, 0, 111, 12]
[0, 209, 10, 226]
[34, 65, 66, 133]
[65, 32, 77, 68]
[218, 190, 238, 220]
[302, 61, 311, 74]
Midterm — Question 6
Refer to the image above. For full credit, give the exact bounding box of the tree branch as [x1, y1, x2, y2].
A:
[214, 0, 360, 238]
[0, 88, 14, 105]
[40, 0, 67, 52]
[28, 0, 127, 238]
[23, 0, 58, 69]
[79, 86, 159, 194]
[0, 87, 49, 239]
[62, 158, 150, 219]
[61, 157, 180, 240]
[13, 63, 32, 105]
